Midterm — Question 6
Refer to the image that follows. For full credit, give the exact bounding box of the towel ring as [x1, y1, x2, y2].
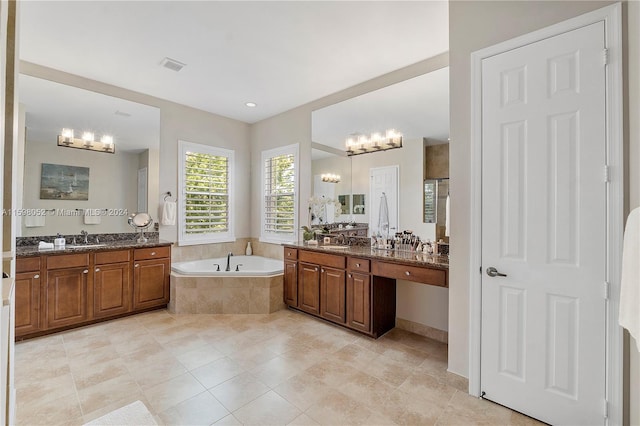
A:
[163, 191, 173, 201]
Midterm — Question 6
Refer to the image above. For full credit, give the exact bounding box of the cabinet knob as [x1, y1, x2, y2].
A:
[348, 274, 352, 278]
[95, 268, 100, 272]
[134, 264, 139, 268]
[405, 271, 410, 276]
[151, 252, 156, 256]
[314, 267, 318, 272]
[356, 263, 360, 268]
[33, 274, 39, 279]
[83, 269, 89, 274]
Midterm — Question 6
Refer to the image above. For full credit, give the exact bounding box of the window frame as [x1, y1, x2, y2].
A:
[178, 140, 235, 246]
[260, 143, 299, 244]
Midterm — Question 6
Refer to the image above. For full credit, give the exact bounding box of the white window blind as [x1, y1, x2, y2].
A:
[261, 144, 298, 243]
[178, 141, 235, 245]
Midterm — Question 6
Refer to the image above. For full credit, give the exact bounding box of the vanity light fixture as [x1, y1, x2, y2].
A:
[345, 129, 403, 156]
[321, 173, 341, 183]
[57, 128, 116, 154]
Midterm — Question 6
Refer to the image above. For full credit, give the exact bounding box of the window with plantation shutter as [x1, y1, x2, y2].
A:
[260, 144, 299, 244]
[178, 141, 235, 245]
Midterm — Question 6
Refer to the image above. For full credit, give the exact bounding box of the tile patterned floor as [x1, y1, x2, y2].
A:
[15, 309, 543, 425]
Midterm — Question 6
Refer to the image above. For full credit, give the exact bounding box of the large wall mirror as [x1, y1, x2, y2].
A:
[311, 66, 449, 240]
[18, 74, 160, 236]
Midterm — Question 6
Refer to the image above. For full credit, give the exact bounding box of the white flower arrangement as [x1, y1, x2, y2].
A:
[308, 195, 342, 224]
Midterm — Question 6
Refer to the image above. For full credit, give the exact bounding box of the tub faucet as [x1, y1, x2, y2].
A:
[225, 252, 234, 271]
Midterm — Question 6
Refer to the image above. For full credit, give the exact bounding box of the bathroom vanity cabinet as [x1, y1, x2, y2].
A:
[283, 245, 448, 338]
[15, 243, 171, 339]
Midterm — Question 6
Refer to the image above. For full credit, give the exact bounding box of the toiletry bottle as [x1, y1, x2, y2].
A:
[245, 241, 253, 255]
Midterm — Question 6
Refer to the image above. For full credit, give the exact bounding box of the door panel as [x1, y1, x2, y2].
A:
[320, 266, 345, 323]
[283, 260, 297, 306]
[369, 166, 399, 237]
[346, 272, 370, 332]
[133, 259, 169, 310]
[15, 272, 40, 336]
[46, 267, 88, 329]
[481, 22, 606, 425]
[298, 262, 320, 315]
[94, 262, 131, 318]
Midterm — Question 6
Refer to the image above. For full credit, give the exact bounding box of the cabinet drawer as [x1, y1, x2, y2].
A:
[134, 246, 170, 260]
[299, 250, 345, 269]
[16, 257, 40, 273]
[95, 250, 130, 265]
[348, 257, 370, 273]
[284, 247, 298, 260]
[47, 253, 89, 270]
[372, 261, 447, 287]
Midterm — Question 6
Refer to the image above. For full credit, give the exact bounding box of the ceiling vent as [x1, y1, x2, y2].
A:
[160, 57, 186, 72]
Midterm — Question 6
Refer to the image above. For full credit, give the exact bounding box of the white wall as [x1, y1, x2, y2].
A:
[21, 140, 138, 236]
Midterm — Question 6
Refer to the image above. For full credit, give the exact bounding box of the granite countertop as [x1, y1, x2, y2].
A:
[284, 241, 449, 270]
[16, 240, 173, 258]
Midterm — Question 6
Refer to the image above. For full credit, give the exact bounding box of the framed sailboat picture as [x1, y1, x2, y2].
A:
[40, 163, 89, 200]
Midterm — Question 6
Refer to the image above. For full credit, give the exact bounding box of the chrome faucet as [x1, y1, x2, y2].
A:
[225, 252, 234, 271]
[80, 230, 89, 244]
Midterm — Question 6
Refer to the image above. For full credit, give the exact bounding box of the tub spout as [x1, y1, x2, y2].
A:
[225, 252, 234, 271]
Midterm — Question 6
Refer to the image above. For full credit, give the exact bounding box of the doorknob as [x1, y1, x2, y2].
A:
[486, 267, 507, 278]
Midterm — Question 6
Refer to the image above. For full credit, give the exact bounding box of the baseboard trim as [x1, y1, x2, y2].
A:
[396, 317, 448, 344]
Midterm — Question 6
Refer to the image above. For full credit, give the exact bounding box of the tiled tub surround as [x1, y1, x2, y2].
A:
[169, 274, 285, 314]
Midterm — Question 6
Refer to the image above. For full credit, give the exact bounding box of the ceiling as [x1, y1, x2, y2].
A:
[19, 1, 449, 124]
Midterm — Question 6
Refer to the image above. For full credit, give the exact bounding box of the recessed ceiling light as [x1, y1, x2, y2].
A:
[160, 57, 186, 72]
[245, 102, 257, 108]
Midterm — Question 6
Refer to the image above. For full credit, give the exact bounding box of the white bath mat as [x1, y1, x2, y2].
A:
[83, 400, 157, 426]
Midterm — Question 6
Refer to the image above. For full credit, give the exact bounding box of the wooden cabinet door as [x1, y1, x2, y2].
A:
[298, 262, 320, 315]
[15, 272, 40, 336]
[347, 272, 371, 333]
[46, 267, 89, 329]
[133, 258, 170, 310]
[321, 266, 345, 323]
[283, 260, 298, 306]
[94, 262, 131, 318]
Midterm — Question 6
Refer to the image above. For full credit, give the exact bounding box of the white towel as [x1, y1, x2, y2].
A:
[620, 207, 640, 352]
[161, 201, 176, 226]
[445, 194, 450, 237]
[24, 215, 45, 227]
[38, 241, 54, 250]
[84, 209, 101, 225]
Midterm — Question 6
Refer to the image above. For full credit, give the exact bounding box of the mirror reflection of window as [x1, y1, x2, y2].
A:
[352, 194, 365, 215]
[424, 180, 437, 223]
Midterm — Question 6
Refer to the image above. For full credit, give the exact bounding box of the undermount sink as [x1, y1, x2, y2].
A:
[321, 245, 349, 249]
[66, 244, 107, 249]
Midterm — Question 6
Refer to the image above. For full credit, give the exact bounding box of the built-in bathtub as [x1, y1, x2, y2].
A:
[169, 255, 285, 315]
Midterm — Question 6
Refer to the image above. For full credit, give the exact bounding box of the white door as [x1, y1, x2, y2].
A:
[369, 166, 398, 237]
[481, 22, 607, 425]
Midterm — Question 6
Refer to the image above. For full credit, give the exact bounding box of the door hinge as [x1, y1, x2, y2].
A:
[603, 48, 609, 66]
[604, 165, 610, 183]
[604, 399, 609, 418]
[604, 281, 610, 300]
[479, 266, 482, 274]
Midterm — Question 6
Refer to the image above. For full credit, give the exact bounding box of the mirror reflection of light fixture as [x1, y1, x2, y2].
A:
[345, 129, 403, 156]
[321, 173, 341, 183]
[57, 128, 116, 154]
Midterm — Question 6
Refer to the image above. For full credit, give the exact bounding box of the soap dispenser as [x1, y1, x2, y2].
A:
[54, 233, 65, 248]
[245, 241, 253, 256]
